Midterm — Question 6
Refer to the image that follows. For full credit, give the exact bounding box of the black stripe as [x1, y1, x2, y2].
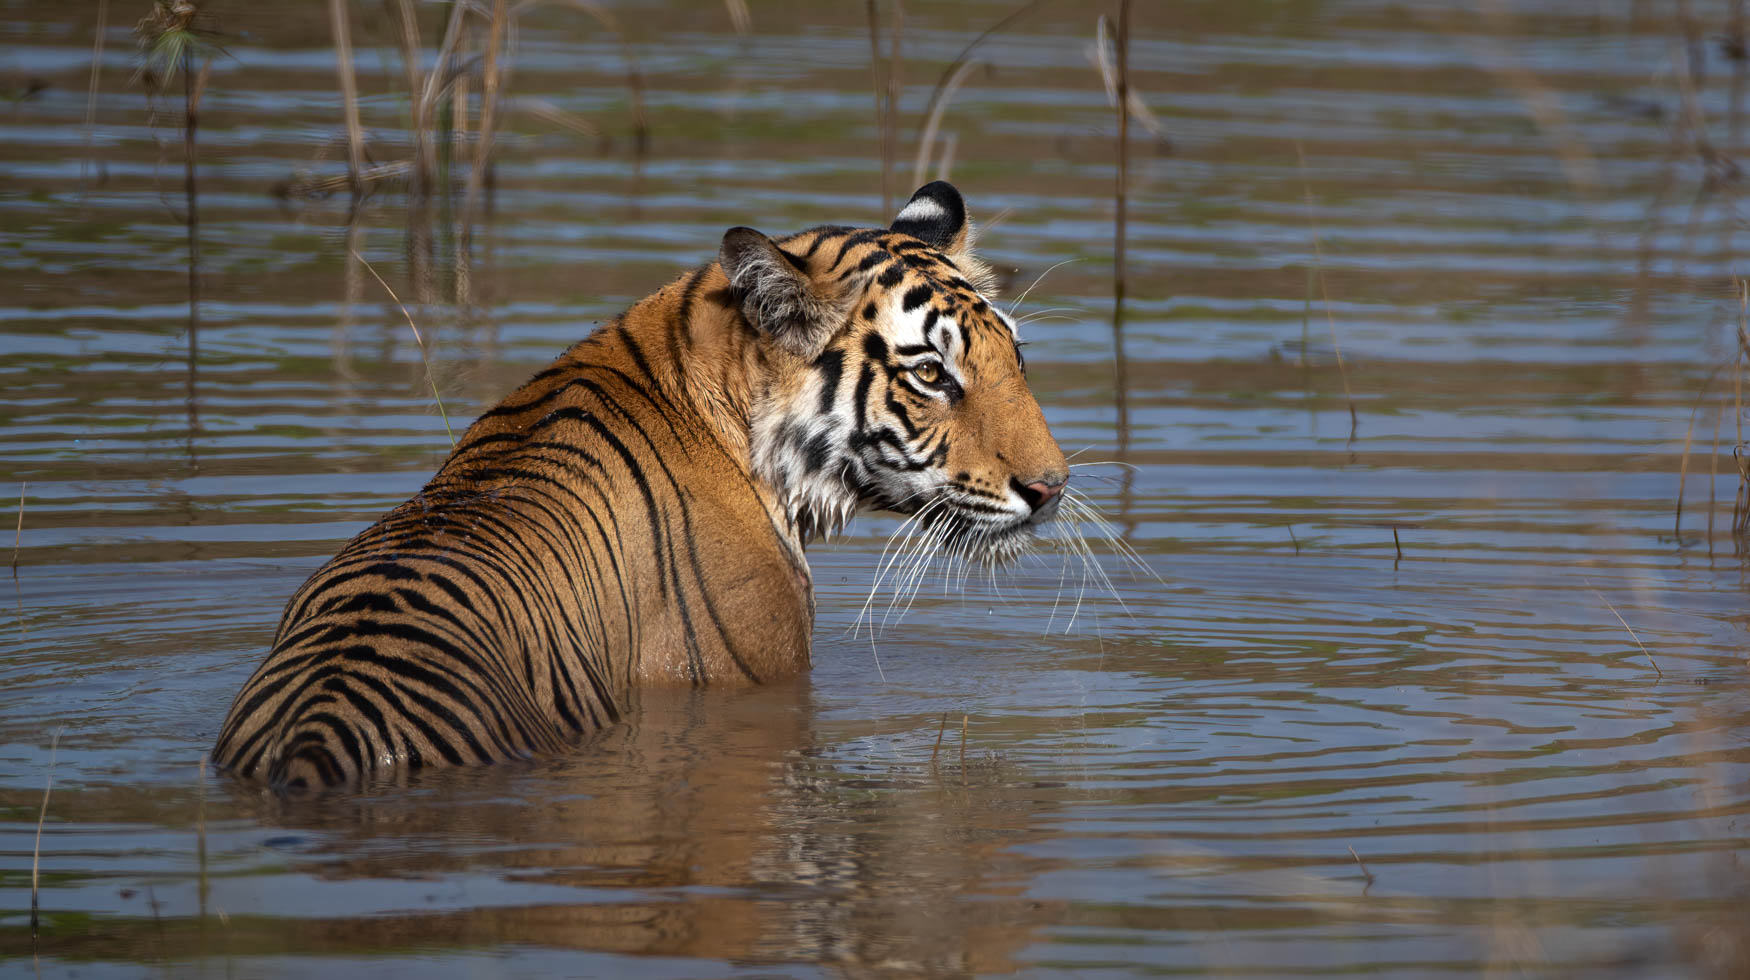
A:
[814, 349, 844, 414]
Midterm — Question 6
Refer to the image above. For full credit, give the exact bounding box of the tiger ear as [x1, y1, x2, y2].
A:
[719, 226, 844, 358]
[891, 181, 969, 255]
[891, 181, 996, 294]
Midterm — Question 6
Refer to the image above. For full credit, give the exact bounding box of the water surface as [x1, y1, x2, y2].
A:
[4, 0, 1750, 976]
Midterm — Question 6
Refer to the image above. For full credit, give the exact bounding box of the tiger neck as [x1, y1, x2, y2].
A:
[609, 264, 822, 544]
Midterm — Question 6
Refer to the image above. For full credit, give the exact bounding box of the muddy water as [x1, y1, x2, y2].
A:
[4, 0, 1750, 976]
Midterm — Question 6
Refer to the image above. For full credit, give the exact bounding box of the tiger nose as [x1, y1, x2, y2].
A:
[1015, 477, 1065, 515]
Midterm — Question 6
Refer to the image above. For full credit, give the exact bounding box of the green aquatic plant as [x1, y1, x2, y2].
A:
[132, 0, 223, 91]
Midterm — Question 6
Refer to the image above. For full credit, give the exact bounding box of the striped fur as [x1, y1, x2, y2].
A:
[213, 182, 1068, 791]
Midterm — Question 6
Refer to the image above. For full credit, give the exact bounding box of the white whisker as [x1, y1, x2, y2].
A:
[1006, 257, 1088, 319]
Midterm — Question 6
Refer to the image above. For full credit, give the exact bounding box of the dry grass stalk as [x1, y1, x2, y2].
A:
[451, 23, 471, 167]
[1347, 845, 1375, 890]
[1090, 10, 1163, 137]
[1465, 0, 1602, 206]
[930, 712, 948, 765]
[910, 0, 1052, 186]
[932, 131, 957, 181]
[135, 1, 213, 390]
[959, 713, 968, 769]
[10, 482, 22, 639]
[1720, 0, 1746, 264]
[464, 0, 510, 239]
[865, 0, 890, 213]
[30, 728, 62, 942]
[1675, 359, 1728, 540]
[1590, 587, 1662, 679]
[723, 0, 751, 34]
[1111, 3, 1131, 308]
[522, 98, 600, 142]
[911, 59, 977, 187]
[11, 481, 23, 574]
[1286, 523, 1300, 554]
[327, 0, 366, 195]
[351, 248, 456, 446]
[278, 160, 412, 201]
[885, 1, 905, 213]
[1294, 141, 1358, 439]
[538, 1, 650, 154]
[389, 0, 441, 196]
[1737, 281, 1749, 534]
[80, 0, 109, 198]
[616, 26, 650, 154]
[1676, 418, 1694, 539]
[1709, 406, 1722, 554]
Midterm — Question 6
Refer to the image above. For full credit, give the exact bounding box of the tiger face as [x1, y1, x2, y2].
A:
[723, 182, 1069, 563]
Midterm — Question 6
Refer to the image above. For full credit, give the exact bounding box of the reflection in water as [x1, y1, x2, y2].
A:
[12, 686, 1061, 973]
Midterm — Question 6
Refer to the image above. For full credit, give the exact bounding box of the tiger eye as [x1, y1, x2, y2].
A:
[912, 362, 942, 385]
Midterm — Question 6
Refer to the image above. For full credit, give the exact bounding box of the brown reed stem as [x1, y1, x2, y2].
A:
[1677, 397, 1699, 539]
[11, 482, 23, 574]
[1347, 845, 1376, 890]
[389, 0, 436, 196]
[547, 1, 649, 154]
[930, 712, 947, 765]
[463, 0, 508, 255]
[327, 0, 367, 196]
[866, 0, 889, 214]
[959, 713, 968, 769]
[1676, 359, 1728, 539]
[1113, 0, 1130, 310]
[30, 728, 62, 942]
[1738, 282, 1748, 533]
[1710, 406, 1722, 555]
[886, 1, 906, 209]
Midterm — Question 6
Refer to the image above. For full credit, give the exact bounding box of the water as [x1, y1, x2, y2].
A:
[4, 0, 1750, 975]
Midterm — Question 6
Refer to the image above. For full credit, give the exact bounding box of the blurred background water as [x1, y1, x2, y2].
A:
[4, 0, 1750, 976]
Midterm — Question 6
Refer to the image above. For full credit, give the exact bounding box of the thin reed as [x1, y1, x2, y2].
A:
[864, 0, 906, 214]
[1294, 141, 1359, 439]
[1111, 2, 1131, 308]
[79, 0, 109, 198]
[1588, 585, 1662, 679]
[352, 249, 457, 446]
[30, 728, 62, 942]
[326, 0, 366, 194]
[910, 0, 1050, 186]
[11, 481, 23, 574]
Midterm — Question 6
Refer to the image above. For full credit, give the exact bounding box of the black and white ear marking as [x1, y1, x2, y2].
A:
[891, 181, 968, 253]
[720, 226, 842, 358]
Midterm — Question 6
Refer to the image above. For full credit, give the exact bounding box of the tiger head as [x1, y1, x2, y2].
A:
[720, 181, 1069, 564]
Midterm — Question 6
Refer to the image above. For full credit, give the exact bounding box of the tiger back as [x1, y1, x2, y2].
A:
[213, 182, 1069, 791]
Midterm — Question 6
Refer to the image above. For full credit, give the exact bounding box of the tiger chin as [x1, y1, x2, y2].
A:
[213, 181, 1069, 793]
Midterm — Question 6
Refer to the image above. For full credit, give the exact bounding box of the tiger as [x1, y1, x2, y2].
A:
[212, 181, 1070, 792]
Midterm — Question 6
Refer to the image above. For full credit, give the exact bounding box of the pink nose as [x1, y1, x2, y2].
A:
[1021, 479, 1064, 514]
